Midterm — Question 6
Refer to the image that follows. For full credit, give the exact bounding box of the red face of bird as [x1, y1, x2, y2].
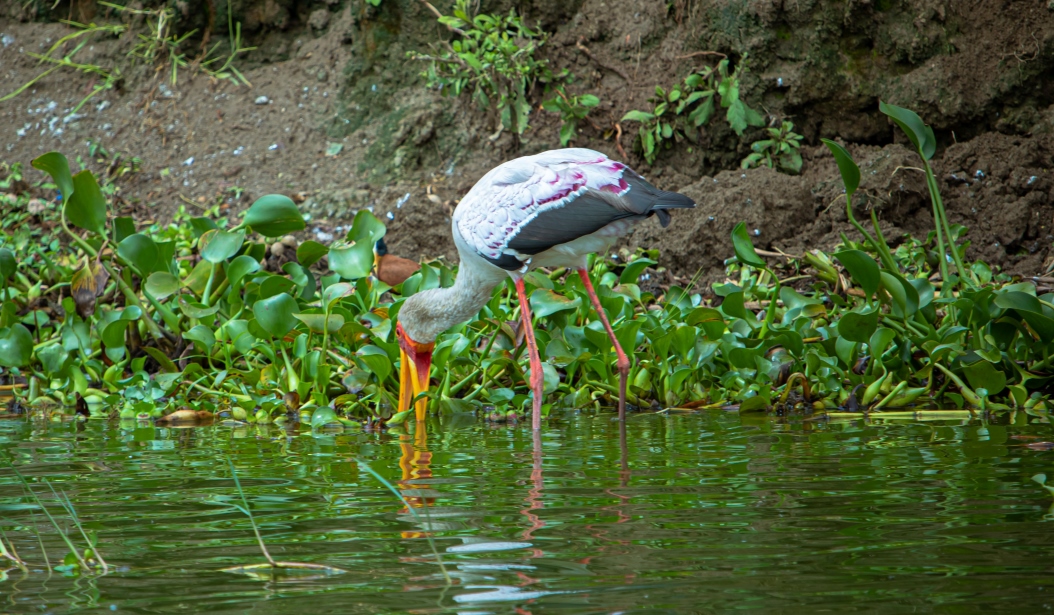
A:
[396, 322, 434, 421]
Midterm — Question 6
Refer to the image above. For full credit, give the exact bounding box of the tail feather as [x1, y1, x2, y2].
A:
[653, 190, 696, 210]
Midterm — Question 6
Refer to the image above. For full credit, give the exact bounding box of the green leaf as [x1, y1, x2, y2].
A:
[878, 101, 936, 161]
[190, 217, 218, 238]
[296, 240, 328, 267]
[0, 324, 33, 367]
[66, 170, 108, 236]
[117, 233, 159, 275]
[579, 94, 600, 107]
[880, 271, 919, 318]
[349, 209, 387, 243]
[252, 292, 299, 338]
[619, 258, 657, 285]
[113, 217, 136, 243]
[820, 139, 860, 196]
[328, 240, 374, 280]
[559, 121, 575, 146]
[143, 347, 179, 373]
[838, 308, 879, 343]
[359, 345, 393, 383]
[0, 248, 15, 281]
[226, 255, 261, 290]
[101, 307, 141, 357]
[38, 344, 70, 376]
[834, 250, 880, 299]
[993, 291, 1043, 315]
[241, 194, 304, 237]
[621, 110, 655, 123]
[726, 99, 748, 135]
[258, 275, 296, 300]
[868, 327, 896, 364]
[310, 406, 341, 429]
[200, 229, 246, 264]
[386, 409, 412, 426]
[183, 324, 216, 352]
[31, 152, 75, 207]
[686, 307, 726, 340]
[293, 312, 345, 334]
[145, 272, 181, 300]
[689, 96, 714, 127]
[531, 289, 582, 318]
[731, 222, 766, 268]
[323, 282, 354, 309]
[963, 360, 1007, 396]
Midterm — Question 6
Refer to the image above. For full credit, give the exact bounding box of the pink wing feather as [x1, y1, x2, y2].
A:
[454, 149, 629, 262]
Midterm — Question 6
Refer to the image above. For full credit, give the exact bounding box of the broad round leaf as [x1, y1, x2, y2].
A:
[38, 344, 70, 376]
[731, 222, 766, 268]
[0, 248, 15, 281]
[619, 258, 657, 285]
[328, 241, 374, 280]
[200, 229, 246, 264]
[835, 250, 880, 300]
[310, 406, 341, 429]
[117, 233, 159, 275]
[880, 271, 919, 318]
[323, 282, 354, 309]
[358, 345, 392, 383]
[962, 360, 1007, 396]
[252, 292, 298, 338]
[258, 274, 296, 300]
[349, 209, 387, 243]
[296, 240, 328, 267]
[530, 289, 582, 318]
[226, 255, 261, 289]
[837, 308, 879, 344]
[145, 272, 181, 300]
[66, 170, 108, 236]
[183, 324, 217, 352]
[31, 152, 74, 206]
[0, 324, 33, 367]
[242, 195, 304, 237]
[820, 138, 860, 196]
[293, 312, 345, 334]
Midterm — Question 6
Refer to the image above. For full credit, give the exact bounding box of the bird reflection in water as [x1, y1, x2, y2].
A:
[397, 422, 436, 540]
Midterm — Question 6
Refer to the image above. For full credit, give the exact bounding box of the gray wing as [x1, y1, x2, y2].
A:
[492, 172, 694, 268]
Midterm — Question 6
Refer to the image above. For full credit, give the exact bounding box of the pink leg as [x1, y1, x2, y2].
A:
[515, 277, 544, 431]
[578, 269, 631, 422]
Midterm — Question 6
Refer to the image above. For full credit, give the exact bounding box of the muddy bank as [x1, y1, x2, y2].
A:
[1, 0, 1053, 281]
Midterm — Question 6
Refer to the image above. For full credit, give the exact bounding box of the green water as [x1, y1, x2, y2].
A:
[2, 411, 1054, 613]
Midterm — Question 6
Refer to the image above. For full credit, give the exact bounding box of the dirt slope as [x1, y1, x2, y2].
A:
[1, 0, 1053, 282]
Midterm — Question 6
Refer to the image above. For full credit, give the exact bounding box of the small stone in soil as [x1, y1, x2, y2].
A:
[254, 96, 270, 105]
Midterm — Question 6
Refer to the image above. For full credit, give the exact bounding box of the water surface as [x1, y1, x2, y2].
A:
[2, 411, 1053, 613]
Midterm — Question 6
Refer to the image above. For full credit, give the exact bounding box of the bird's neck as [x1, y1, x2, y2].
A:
[398, 257, 504, 343]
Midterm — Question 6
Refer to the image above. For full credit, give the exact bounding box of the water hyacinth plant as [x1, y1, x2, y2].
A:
[2, 98, 1053, 427]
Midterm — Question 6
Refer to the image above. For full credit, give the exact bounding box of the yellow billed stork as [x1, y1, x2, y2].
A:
[395, 148, 695, 429]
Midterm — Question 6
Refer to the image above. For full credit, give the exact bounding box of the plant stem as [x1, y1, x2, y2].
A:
[924, 162, 978, 290]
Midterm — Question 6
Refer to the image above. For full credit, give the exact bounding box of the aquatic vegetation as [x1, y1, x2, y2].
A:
[2, 98, 1054, 427]
[621, 57, 765, 164]
[742, 120, 804, 173]
[410, 0, 565, 136]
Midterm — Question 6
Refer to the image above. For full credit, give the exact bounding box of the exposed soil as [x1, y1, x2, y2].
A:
[2, 0, 1053, 284]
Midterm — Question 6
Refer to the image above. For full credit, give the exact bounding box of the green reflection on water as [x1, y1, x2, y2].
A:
[1, 412, 1054, 613]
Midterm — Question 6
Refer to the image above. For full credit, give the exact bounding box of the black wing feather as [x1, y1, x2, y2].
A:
[483, 171, 695, 271]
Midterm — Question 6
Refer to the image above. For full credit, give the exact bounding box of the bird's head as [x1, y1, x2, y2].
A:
[396, 312, 434, 422]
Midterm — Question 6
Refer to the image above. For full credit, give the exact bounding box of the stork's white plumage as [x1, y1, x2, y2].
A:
[396, 148, 695, 430]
